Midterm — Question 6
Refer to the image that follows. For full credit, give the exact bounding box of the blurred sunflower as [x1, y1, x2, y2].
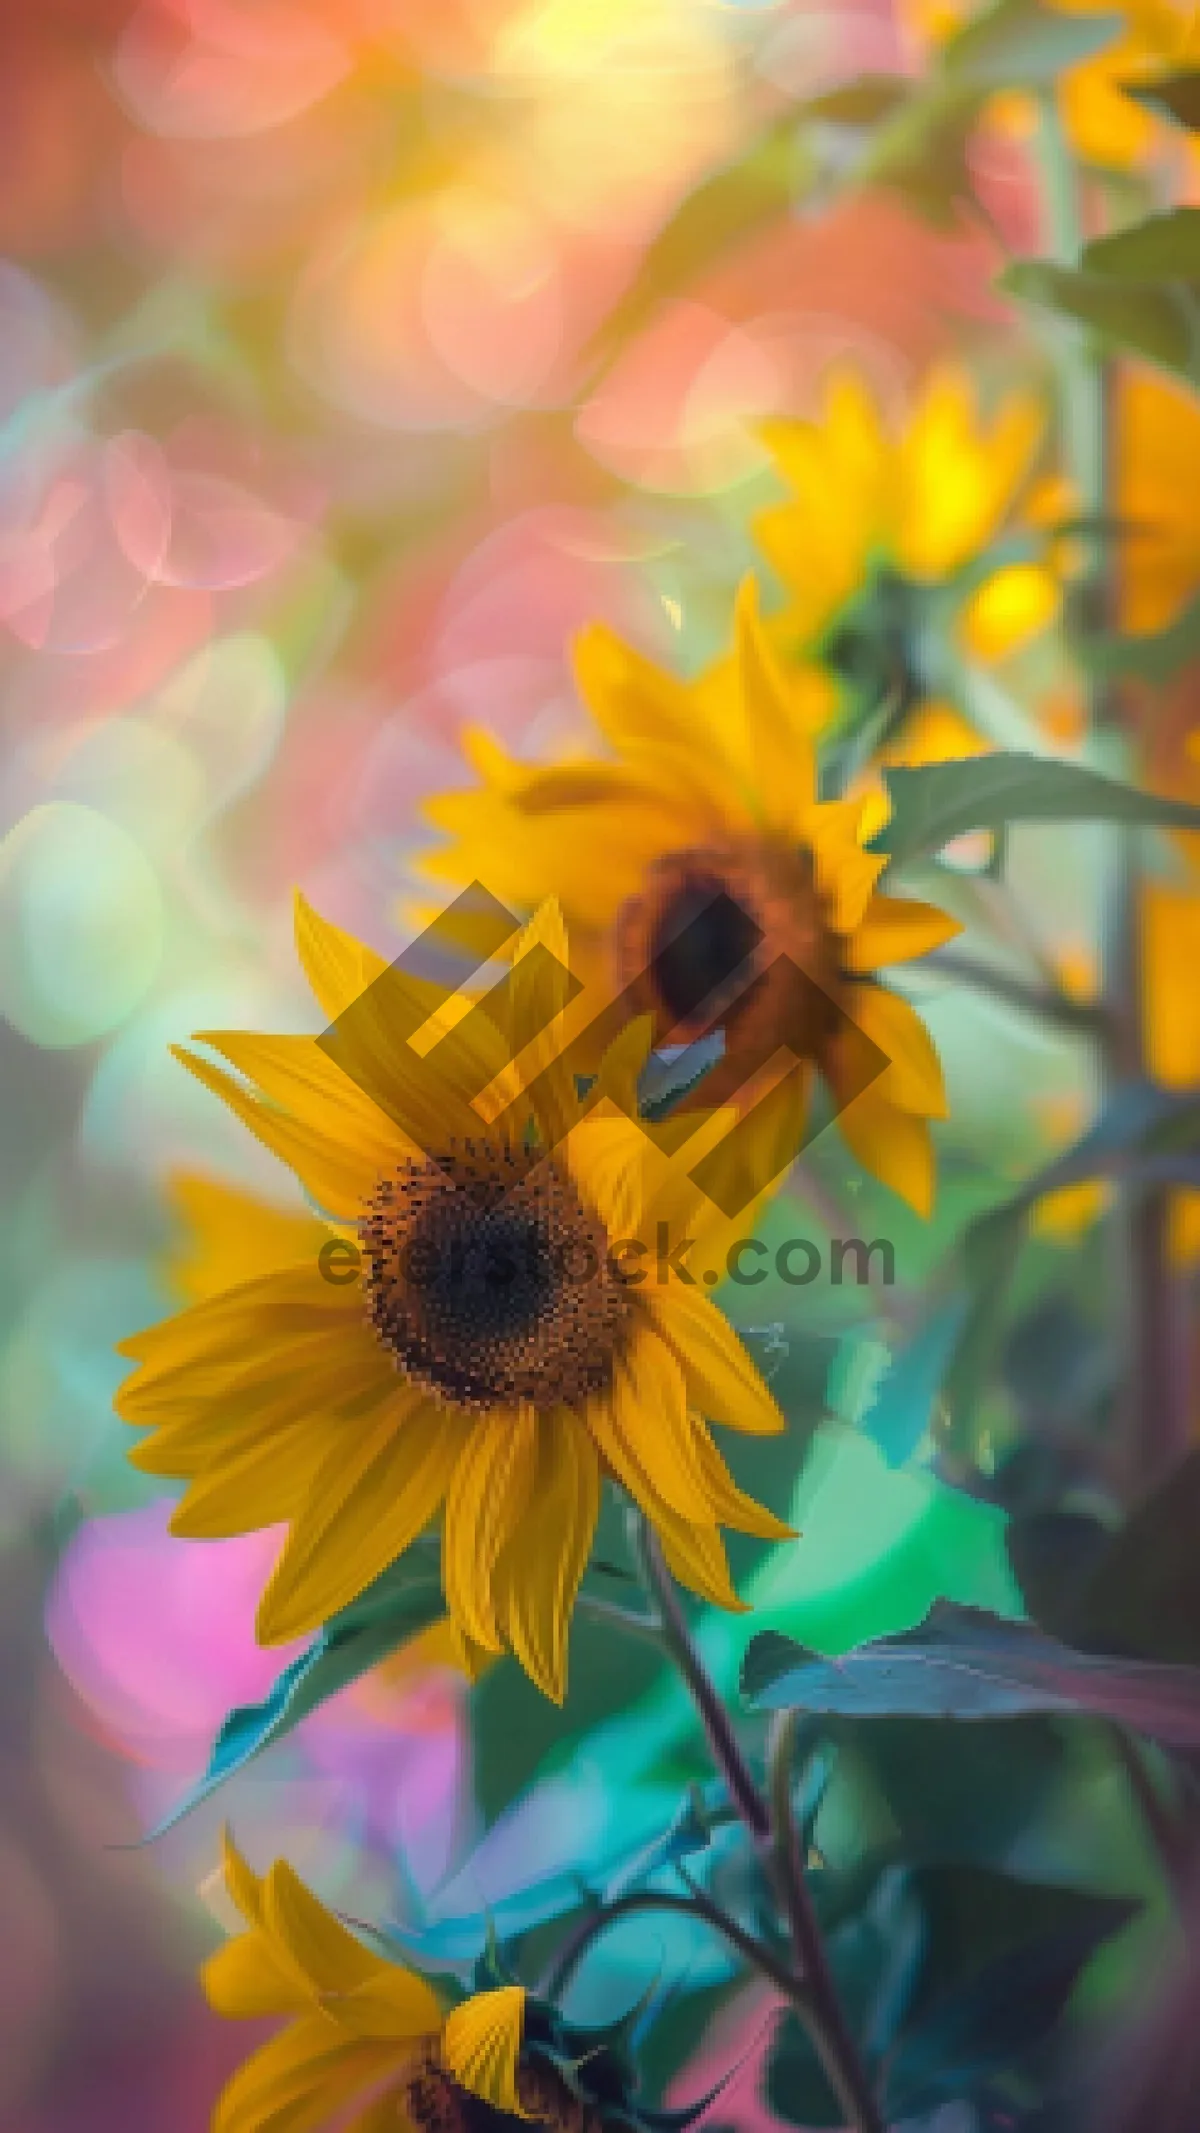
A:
[118, 898, 789, 1701]
[205, 1830, 584, 2133]
[902, 0, 1198, 169]
[754, 365, 1058, 725]
[425, 582, 961, 1215]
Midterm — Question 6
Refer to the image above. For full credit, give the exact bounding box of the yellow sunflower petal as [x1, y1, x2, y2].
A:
[443, 1406, 540, 1653]
[171, 1046, 378, 1222]
[192, 1031, 411, 1172]
[734, 576, 818, 837]
[656, 1512, 748, 1613]
[256, 1395, 469, 1645]
[117, 1265, 364, 1410]
[837, 1082, 936, 1216]
[646, 1284, 784, 1435]
[441, 1987, 527, 2117]
[849, 984, 949, 1119]
[845, 895, 962, 972]
[896, 371, 1042, 581]
[492, 1408, 601, 1703]
[262, 1861, 383, 1998]
[221, 1828, 266, 1929]
[688, 1424, 796, 1542]
[211, 2018, 398, 2133]
[165, 1176, 325, 1305]
[203, 1929, 309, 2021]
[482, 898, 579, 1145]
[167, 1411, 335, 1536]
[608, 1323, 719, 1523]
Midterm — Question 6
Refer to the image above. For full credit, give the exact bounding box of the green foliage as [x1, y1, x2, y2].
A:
[1001, 210, 1200, 383]
[146, 1551, 446, 1832]
[872, 751, 1200, 869]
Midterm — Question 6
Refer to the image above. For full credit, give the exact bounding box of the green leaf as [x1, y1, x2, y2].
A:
[146, 1557, 446, 1834]
[1000, 258, 1199, 377]
[942, 0, 1122, 89]
[1083, 206, 1200, 282]
[857, 83, 983, 227]
[803, 75, 914, 126]
[1070, 1451, 1200, 1667]
[902, 1866, 1136, 2033]
[886, 1897, 1137, 2117]
[581, 117, 811, 373]
[1123, 68, 1200, 131]
[1084, 589, 1200, 685]
[740, 1601, 1200, 1746]
[873, 749, 1200, 868]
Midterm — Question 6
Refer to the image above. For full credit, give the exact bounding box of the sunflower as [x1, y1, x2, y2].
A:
[204, 1830, 584, 2133]
[424, 581, 961, 1216]
[754, 364, 1058, 708]
[901, 0, 1198, 170]
[117, 898, 790, 1702]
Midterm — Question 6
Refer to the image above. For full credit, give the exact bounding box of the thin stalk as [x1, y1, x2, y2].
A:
[545, 1887, 800, 2004]
[1032, 94, 1191, 1488]
[632, 1516, 884, 2133]
[767, 1713, 886, 2133]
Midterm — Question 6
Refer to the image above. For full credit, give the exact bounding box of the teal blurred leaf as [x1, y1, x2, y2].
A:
[147, 1555, 445, 1834]
[741, 1600, 1200, 1744]
[862, 1301, 968, 1468]
[1123, 68, 1200, 130]
[886, 1895, 1137, 2117]
[941, 0, 1121, 87]
[874, 751, 1200, 867]
[946, 1083, 1200, 1413]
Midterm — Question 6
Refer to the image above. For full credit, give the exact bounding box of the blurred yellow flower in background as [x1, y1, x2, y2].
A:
[205, 1830, 534, 2133]
[755, 366, 1058, 683]
[426, 582, 961, 1215]
[119, 898, 791, 1701]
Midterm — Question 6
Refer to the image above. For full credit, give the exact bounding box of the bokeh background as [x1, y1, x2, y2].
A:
[3, 1, 1198, 2127]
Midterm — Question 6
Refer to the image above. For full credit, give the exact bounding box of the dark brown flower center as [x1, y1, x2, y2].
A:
[400, 2044, 597, 2133]
[614, 842, 844, 1101]
[361, 1140, 631, 1413]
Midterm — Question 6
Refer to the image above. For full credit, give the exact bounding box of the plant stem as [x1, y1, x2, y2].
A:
[545, 1887, 798, 2004]
[766, 1712, 886, 2133]
[1032, 94, 1191, 1490]
[631, 1516, 884, 2133]
[632, 1517, 768, 1840]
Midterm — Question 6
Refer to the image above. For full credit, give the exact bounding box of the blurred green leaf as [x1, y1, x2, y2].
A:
[857, 83, 982, 227]
[804, 75, 914, 125]
[146, 1554, 446, 1834]
[903, 1865, 1136, 2030]
[886, 1896, 1137, 2116]
[1084, 205, 1200, 280]
[874, 750, 1200, 867]
[582, 116, 811, 372]
[942, 0, 1122, 88]
[1068, 1452, 1200, 1667]
[1003, 257, 1197, 370]
[1084, 590, 1200, 684]
[1123, 68, 1200, 130]
[741, 1601, 1200, 1745]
